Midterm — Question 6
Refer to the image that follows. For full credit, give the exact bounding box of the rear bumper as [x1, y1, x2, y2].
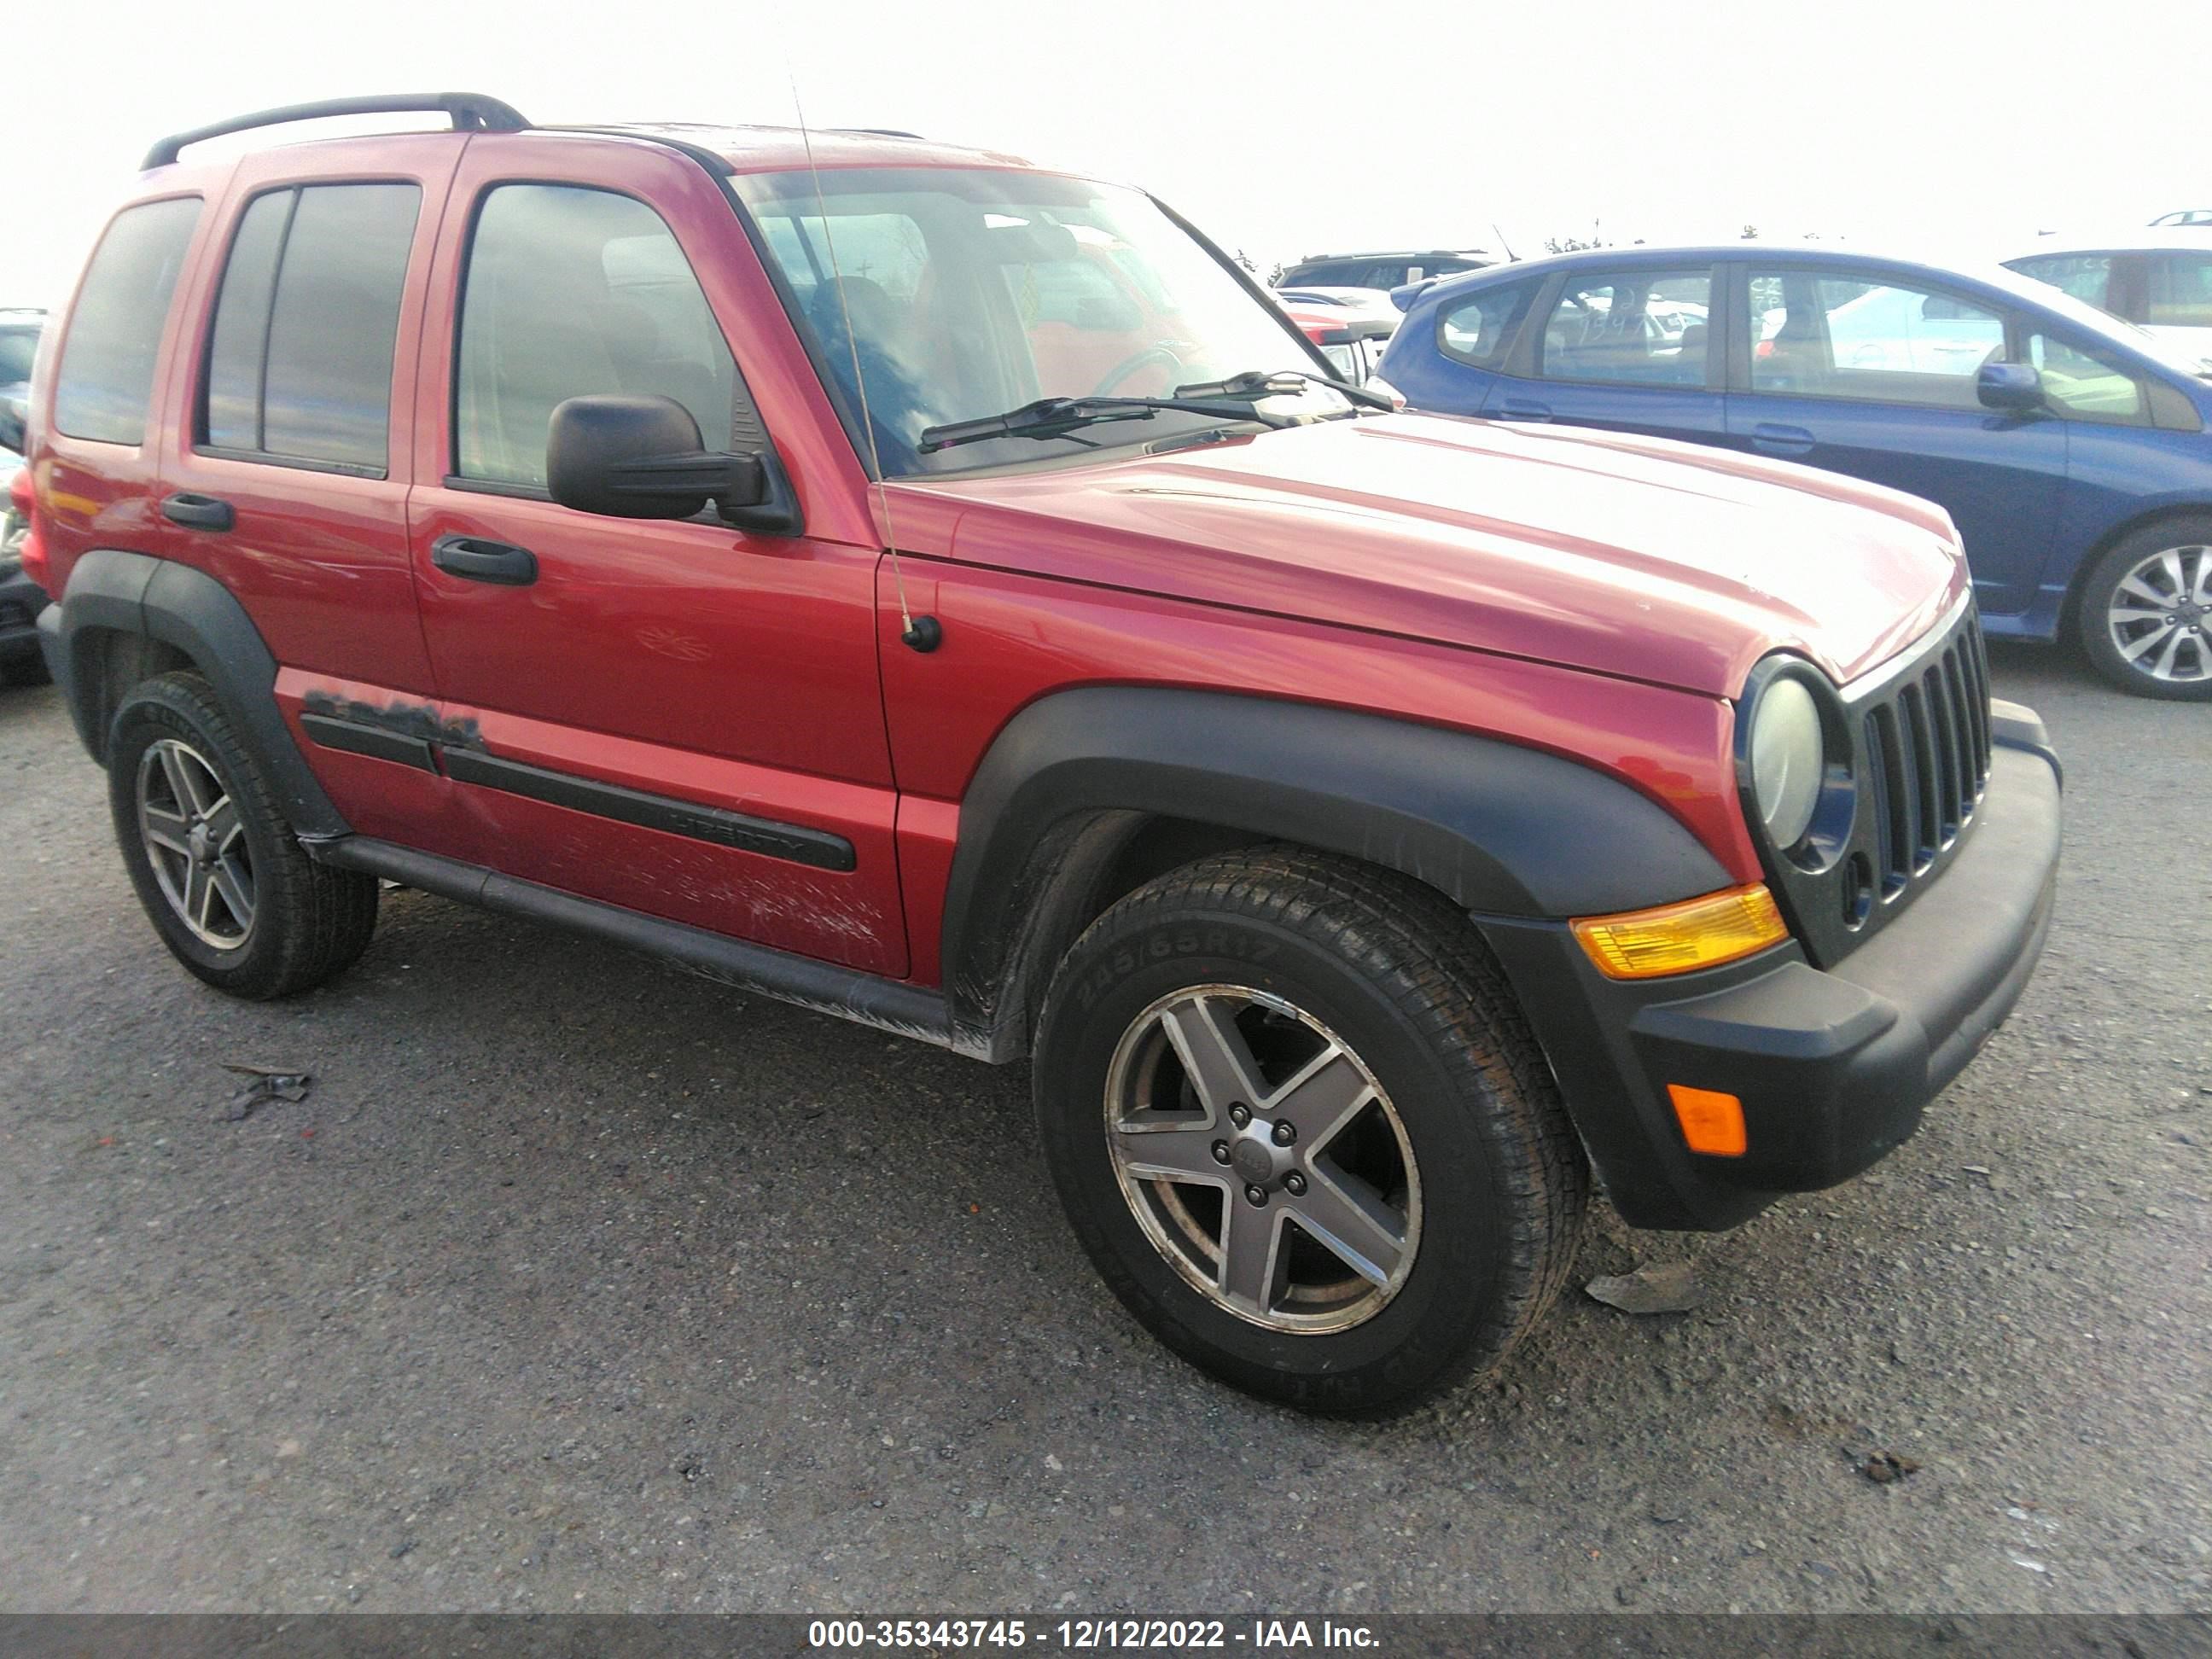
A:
[1481, 713, 2061, 1231]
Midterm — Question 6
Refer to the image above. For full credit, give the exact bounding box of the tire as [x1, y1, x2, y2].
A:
[106, 672, 379, 998]
[2075, 518, 2212, 700]
[1033, 845, 1587, 1415]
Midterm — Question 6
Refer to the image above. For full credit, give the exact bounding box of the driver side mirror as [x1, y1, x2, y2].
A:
[1976, 361, 2044, 412]
[546, 394, 800, 534]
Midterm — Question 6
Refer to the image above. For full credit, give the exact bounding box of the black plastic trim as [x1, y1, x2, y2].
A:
[50, 549, 348, 838]
[314, 837, 958, 1050]
[939, 687, 1732, 1059]
[144, 93, 529, 170]
[1476, 738, 2059, 1231]
[300, 713, 436, 772]
[439, 747, 855, 871]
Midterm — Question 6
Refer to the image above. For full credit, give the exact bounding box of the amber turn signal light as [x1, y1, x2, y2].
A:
[1570, 883, 1788, 981]
[1667, 1084, 1748, 1156]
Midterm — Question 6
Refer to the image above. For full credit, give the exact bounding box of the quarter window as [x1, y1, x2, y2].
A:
[1749, 273, 2005, 408]
[456, 185, 747, 488]
[1438, 278, 1540, 370]
[1538, 271, 1711, 386]
[53, 197, 202, 445]
[200, 183, 421, 471]
[2028, 333, 2145, 422]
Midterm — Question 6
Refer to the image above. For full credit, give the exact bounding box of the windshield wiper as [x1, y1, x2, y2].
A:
[917, 393, 1295, 454]
[1172, 368, 1398, 412]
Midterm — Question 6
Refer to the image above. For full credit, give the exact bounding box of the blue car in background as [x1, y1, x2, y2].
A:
[1375, 247, 2212, 698]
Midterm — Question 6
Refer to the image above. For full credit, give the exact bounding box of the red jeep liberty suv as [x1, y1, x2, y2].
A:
[19, 96, 2063, 1412]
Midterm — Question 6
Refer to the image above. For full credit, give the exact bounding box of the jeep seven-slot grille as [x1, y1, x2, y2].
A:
[1857, 616, 1993, 900]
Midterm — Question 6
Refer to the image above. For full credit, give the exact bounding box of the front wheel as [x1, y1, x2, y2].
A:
[1033, 847, 1587, 1414]
[2076, 521, 2212, 699]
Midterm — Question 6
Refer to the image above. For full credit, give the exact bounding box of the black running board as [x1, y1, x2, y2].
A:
[314, 837, 971, 1056]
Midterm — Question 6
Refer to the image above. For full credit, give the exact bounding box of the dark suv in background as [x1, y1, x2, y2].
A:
[1278, 248, 1495, 290]
[1, 307, 49, 684]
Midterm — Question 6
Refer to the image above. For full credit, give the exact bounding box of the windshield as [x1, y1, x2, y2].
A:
[733, 166, 1348, 475]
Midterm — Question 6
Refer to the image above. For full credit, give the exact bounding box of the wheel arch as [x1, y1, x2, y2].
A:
[51, 549, 348, 838]
[940, 686, 1734, 1062]
[2058, 501, 2212, 638]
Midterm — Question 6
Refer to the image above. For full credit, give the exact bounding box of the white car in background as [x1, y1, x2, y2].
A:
[2004, 236, 2212, 361]
[2150, 209, 2212, 228]
[1271, 285, 1401, 334]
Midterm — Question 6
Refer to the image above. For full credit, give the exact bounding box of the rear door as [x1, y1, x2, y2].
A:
[159, 139, 479, 857]
[1722, 264, 2064, 616]
[405, 137, 905, 975]
[1479, 263, 1724, 441]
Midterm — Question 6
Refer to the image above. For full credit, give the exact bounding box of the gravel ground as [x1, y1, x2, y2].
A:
[1, 643, 2207, 1616]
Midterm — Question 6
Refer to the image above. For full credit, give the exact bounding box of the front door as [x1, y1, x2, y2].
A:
[405, 140, 905, 975]
[1724, 266, 2064, 617]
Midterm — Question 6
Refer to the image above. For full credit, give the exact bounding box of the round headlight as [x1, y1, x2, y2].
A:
[1749, 677, 1824, 849]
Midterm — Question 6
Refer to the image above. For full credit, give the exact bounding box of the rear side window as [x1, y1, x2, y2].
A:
[53, 197, 202, 445]
[1438, 277, 1540, 369]
[1539, 269, 1712, 386]
[456, 184, 746, 489]
[200, 183, 421, 472]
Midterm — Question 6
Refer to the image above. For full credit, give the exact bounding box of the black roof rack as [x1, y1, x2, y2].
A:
[143, 92, 529, 170]
[835, 128, 925, 139]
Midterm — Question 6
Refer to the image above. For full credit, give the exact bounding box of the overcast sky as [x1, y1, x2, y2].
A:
[10, 0, 2209, 304]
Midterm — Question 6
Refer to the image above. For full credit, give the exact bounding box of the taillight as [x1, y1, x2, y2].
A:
[9, 466, 47, 591]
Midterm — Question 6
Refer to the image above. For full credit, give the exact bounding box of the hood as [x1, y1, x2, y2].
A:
[908, 411, 1968, 699]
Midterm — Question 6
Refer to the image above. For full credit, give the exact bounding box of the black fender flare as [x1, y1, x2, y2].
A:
[49, 548, 348, 839]
[940, 686, 1732, 1058]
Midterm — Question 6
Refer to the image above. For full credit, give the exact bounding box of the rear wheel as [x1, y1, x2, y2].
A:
[2076, 519, 2212, 700]
[107, 672, 379, 998]
[1033, 847, 1586, 1414]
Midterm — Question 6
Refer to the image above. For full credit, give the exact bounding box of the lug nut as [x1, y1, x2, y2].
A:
[1228, 1103, 1251, 1128]
[1271, 1121, 1296, 1146]
[1284, 1172, 1307, 1196]
[1244, 1184, 1268, 1207]
[1210, 1140, 1231, 1165]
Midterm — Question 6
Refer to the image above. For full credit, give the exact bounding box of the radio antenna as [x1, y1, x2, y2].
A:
[785, 63, 940, 652]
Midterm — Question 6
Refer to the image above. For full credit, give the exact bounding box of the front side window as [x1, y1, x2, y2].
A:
[53, 197, 202, 445]
[2146, 254, 2212, 329]
[1439, 277, 1540, 369]
[457, 184, 745, 488]
[2009, 253, 2113, 311]
[1749, 272, 2005, 407]
[2029, 333, 2145, 422]
[1538, 270, 1711, 386]
[200, 183, 420, 470]
[736, 166, 1347, 477]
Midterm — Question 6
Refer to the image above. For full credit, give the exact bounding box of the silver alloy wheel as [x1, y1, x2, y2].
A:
[1103, 985, 1422, 1334]
[2108, 544, 2212, 684]
[137, 736, 254, 950]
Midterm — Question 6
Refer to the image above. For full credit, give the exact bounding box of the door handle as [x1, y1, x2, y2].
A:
[161, 492, 234, 532]
[431, 534, 538, 586]
[1750, 422, 1816, 457]
[1496, 399, 1553, 422]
